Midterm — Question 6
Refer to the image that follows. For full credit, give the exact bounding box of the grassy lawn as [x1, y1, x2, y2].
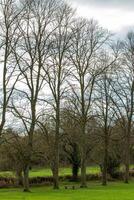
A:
[0, 165, 133, 178]
[0, 181, 134, 200]
[30, 166, 100, 177]
[0, 166, 101, 178]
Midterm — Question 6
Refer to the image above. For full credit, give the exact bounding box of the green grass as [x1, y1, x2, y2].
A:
[27, 165, 134, 177]
[0, 164, 133, 178]
[0, 171, 14, 178]
[29, 166, 100, 177]
[30, 167, 71, 177]
[0, 181, 134, 200]
[0, 166, 101, 178]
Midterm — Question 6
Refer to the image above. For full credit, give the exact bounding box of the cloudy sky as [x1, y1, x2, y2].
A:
[67, 0, 134, 38]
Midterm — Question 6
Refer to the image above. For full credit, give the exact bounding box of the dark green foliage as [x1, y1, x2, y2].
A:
[107, 155, 121, 178]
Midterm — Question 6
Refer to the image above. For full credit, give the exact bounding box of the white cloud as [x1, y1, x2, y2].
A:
[69, 0, 134, 10]
[67, 0, 134, 35]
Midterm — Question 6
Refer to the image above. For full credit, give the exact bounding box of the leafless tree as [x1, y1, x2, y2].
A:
[42, 2, 75, 189]
[0, 0, 22, 137]
[10, 0, 57, 191]
[94, 71, 116, 185]
[110, 32, 134, 183]
[67, 19, 113, 187]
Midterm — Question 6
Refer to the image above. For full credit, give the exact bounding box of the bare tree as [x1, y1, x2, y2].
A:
[0, 0, 22, 137]
[61, 108, 81, 182]
[10, 0, 57, 191]
[94, 71, 116, 185]
[42, 2, 74, 189]
[110, 32, 134, 183]
[93, 44, 121, 185]
[68, 19, 111, 187]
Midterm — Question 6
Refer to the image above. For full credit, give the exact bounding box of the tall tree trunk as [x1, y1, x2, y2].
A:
[23, 129, 34, 192]
[23, 165, 30, 192]
[124, 136, 130, 183]
[102, 149, 107, 186]
[52, 138, 59, 189]
[16, 168, 23, 186]
[53, 109, 60, 189]
[52, 162, 59, 189]
[80, 117, 87, 188]
[102, 133, 108, 186]
[81, 156, 86, 187]
[80, 120, 87, 188]
[124, 161, 129, 184]
[80, 134, 87, 187]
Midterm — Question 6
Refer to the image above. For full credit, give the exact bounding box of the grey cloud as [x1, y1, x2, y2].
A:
[70, 0, 134, 10]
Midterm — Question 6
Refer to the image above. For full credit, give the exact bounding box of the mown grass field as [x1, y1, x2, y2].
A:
[0, 181, 134, 200]
[0, 166, 134, 199]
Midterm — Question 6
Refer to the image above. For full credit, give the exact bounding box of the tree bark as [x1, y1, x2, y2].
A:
[102, 130, 108, 186]
[80, 133, 87, 188]
[80, 156, 86, 187]
[52, 139, 59, 189]
[80, 119, 87, 188]
[16, 169, 23, 186]
[124, 136, 130, 183]
[52, 162, 59, 189]
[102, 142, 108, 185]
[23, 165, 30, 192]
[52, 110, 60, 189]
